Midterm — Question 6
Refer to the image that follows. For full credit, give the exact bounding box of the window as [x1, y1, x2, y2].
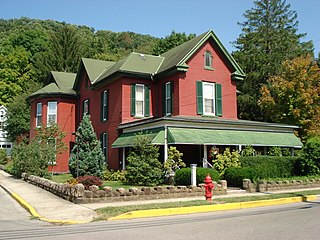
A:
[47, 101, 57, 126]
[163, 82, 173, 116]
[204, 51, 213, 69]
[36, 103, 42, 128]
[196, 81, 222, 116]
[101, 132, 108, 163]
[203, 82, 215, 115]
[135, 84, 144, 117]
[83, 99, 90, 116]
[100, 90, 108, 122]
[131, 84, 150, 117]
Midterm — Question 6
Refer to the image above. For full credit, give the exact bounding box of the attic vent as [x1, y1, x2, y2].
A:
[139, 54, 146, 60]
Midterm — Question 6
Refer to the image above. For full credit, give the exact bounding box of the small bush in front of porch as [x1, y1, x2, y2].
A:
[212, 148, 241, 175]
[125, 132, 164, 186]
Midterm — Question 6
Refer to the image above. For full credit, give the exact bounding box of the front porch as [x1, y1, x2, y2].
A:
[112, 116, 303, 169]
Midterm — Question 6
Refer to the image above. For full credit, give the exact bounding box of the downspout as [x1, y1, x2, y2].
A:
[164, 125, 168, 162]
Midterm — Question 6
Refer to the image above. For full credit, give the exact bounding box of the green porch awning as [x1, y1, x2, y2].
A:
[112, 127, 303, 148]
[112, 128, 164, 148]
[168, 127, 302, 148]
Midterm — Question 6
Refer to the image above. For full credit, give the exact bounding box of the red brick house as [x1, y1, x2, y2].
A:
[29, 30, 302, 173]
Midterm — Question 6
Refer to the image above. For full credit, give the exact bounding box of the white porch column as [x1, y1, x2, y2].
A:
[190, 164, 197, 186]
[264, 146, 267, 155]
[238, 145, 242, 152]
[164, 125, 168, 162]
[291, 148, 294, 157]
[203, 145, 208, 168]
[122, 148, 126, 170]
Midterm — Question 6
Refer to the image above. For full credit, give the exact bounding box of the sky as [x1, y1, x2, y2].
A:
[1, 0, 319, 55]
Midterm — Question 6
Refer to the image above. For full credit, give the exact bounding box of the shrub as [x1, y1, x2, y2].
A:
[224, 167, 257, 187]
[241, 146, 256, 156]
[66, 178, 78, 185]
[164, 146, 185, 176]
[77, 175, 102, 190]
[11, 140, 53, 178]
[175, 167, 219, 186]
[301, 136, 320, 174]
[268, 146, 282, 156]
[240, 156, 297, 178]
[103, 169, 126, 182]
[125, 133, 163, 186]
[212, 148, 240, 175]
[0, 149, 7, 165]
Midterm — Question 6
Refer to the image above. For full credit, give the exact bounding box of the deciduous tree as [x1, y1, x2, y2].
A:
[259, 56, 320, 139]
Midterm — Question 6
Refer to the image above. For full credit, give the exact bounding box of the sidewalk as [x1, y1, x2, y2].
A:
[0, 170, 96, 224]
[0, 169, 319, 224]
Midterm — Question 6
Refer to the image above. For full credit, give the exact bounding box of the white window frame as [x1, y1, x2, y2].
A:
[102, 90, 108, 121]
[135, 84, 145, 117]
[204, 51, 213, 69]
[47, 101, 57, 126]
[36, 103, 42, 128]
[165, 82, 172, 115]
[102, 132, 108, 163]
[203, 82, 215, 116]
[83, 99, 89, 116]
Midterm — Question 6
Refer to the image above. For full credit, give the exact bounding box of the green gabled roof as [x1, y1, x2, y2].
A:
[29, 71, 77, 99]
[94, 52, 164, 84]
[158, 30, 245, 79]
[82, 58, 115, 82]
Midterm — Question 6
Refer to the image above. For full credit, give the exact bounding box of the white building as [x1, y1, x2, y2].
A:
[0, 105, 13, 155]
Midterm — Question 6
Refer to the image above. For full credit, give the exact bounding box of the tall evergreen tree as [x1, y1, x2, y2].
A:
[233, 0, 313, 121]
[69, 115, 106, 178]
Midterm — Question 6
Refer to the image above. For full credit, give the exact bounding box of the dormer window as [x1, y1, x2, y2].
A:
[204, 51, 213, 70]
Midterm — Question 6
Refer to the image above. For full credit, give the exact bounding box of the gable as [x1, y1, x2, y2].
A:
[157, 30, 245, 80]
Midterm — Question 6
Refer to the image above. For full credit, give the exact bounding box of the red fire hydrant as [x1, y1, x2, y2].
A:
[204, 174, 214, 201]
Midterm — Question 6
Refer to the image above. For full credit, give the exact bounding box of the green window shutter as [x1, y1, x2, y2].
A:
[215, 83, 222, 116]
[130, 84, 136, 116]
[171, 81, 174, 114]
[144, 85, 150, 117]
[196, 81, 203, 115]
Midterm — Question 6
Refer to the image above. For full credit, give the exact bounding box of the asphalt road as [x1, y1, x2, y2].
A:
[0, 199, 319, 240]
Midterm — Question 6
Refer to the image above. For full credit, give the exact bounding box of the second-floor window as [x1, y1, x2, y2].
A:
[196, 81, 222, 117]
[36, 103, 42, 127]
[131, 84, 150, 117]
[47, 101, 57, 126]
[163, 82, 173, 116]
[83, 99, 90, 116]
[100, 90, 108, 122]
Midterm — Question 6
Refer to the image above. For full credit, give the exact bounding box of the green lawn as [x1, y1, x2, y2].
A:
[94, 189, 320, 221]
[51, 173, 73, 183]
[51, 173, 142, 189]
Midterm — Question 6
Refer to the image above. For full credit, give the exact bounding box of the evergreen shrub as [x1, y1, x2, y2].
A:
[125, 133, 163, 186]
[175, 167, 219, 186]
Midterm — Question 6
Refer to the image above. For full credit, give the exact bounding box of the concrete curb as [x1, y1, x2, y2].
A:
[108, 195, 318, 220]
[0, 184, 90, 225]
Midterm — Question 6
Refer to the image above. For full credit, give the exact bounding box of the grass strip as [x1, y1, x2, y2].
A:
[94, 190, 320, 221]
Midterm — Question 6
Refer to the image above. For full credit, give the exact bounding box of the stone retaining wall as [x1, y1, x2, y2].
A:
[21, 173, 227, 203]
[243, 178, 320, 193]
